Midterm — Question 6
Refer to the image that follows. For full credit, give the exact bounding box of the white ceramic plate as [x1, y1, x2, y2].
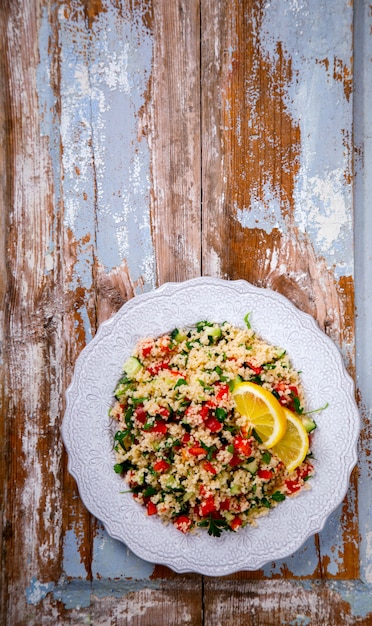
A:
[62, 277, 360, 575]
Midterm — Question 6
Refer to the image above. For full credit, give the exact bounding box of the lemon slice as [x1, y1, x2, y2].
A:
[271, 408, 309, 473]
[232, 382, 287, 448]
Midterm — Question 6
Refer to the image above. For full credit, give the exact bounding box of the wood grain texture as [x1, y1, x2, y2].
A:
[1, 0, 371, 623]
[145, 0, 202, 284]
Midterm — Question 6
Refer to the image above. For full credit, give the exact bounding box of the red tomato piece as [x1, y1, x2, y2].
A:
[199, 484, 208, 496]
[230, 516, 243, 531]
[147, 362, 170, 376]
[153, 459, 170, 472]
[203, 461, 217, 475]
[159, 337, 172, 352]
[199, 404, 210, 420]
[199, 497, 217, 516]
[275, 382, 287, 392]
[219, 497, 231, 511]
[285, 480, 301, 493]
[149, 420, 167, 434]
[205, 417, 223, 432]
[189, 446, 206, 456]
[147, 501, 157, 516]
[234, 435, 252, 456]
[247, 362, 262, 375]
[215, 384, 229, 401]
[174, 515, 192, 533]
[297, 463, 313, 480]
[158, 407, 170, 418]
[289, 385, 299, 396]
[257, 469, 272, 480]
[229, 453, 241, 467]
[134, 404, 147, 424]
[182, 432, 191, 444]
[141, 343, 153, 357]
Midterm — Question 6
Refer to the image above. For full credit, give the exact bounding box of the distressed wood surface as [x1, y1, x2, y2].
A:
[1, 0, 371, 624]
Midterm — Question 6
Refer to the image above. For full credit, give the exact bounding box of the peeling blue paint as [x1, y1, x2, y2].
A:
[57, 2, 156, 292]
[259, 1, 353, 279]
[263, 534, 319, 578]
[287, 616, 311, 626]
[26, 577, 161, 610]
[63, 528, 88, 579]
[26, 576, 55, 605]
[235, 184, 287, 235]
[92, 523, 154, 579]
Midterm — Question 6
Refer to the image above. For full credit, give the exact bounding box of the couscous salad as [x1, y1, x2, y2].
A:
[110, 320, 316, 536]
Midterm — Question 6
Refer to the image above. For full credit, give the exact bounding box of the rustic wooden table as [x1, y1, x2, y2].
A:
[1, 1, 372, 624]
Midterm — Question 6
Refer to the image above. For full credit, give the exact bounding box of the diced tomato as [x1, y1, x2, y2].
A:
[141, 342, 154, 357]
[199, 497, 217, 516]
[275, 382, 287, 392]
[199, 404, 210, 420]
[285, 479, 301, 493]
[158, 407, 170, 418]
[297, 463, 313, 480]
[230, 516, 243, 531]
[215, 384, 229, 401]
[289, 385, 299, 396]
[219, 497, 231, 511]
[205, 417, 223, 432]
[153, 459, 170, 472]
[257, 469, 272, 480]
[206, 399, 217, 409]
[147, 362, 170, 376]
[233, 435, 252, 456]
[174, 515, 192, 533]
[229, 453, 241, 467]
[247, 362, 262, 375]
[148, 420, 167, 434]
[134, 404, 147, 424]
[199, 484, 208, 496]
[203, 461, 217, 475]
[147, 501, 157, 516]
[159, 336, 172, 352]
[189, 446, 206, 456]
[182, 432, 191, 444]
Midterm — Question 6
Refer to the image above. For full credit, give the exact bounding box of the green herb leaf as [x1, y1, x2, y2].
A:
[244, 312, 251, 329]
[252, 429, 263, 444]
[271, 491, 286, 502]
[215, 407, 227, 422]
[198, 515, 231, 537]
[174, 378, 187, 388]
[262, 450, 272, 464]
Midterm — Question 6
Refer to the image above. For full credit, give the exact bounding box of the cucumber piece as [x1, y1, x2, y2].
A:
[123, 356, 142, 378]
[302, 415, 317, 433]
[230, 483, 241, 495]
[207, 326, 222, 340]
[229, 375, 243, 391]
[244, 459, 258, 475]
[170, 328, 188, 343]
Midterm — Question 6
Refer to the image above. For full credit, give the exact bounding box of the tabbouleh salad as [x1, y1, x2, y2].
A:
[110, 319, 315, 536]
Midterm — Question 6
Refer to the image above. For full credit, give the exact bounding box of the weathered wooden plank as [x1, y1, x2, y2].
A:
[201, 0, 357, 582]
[144, 0, 202, 284]
[1, 1, 67, 623]
[203, 579, 372, 626]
